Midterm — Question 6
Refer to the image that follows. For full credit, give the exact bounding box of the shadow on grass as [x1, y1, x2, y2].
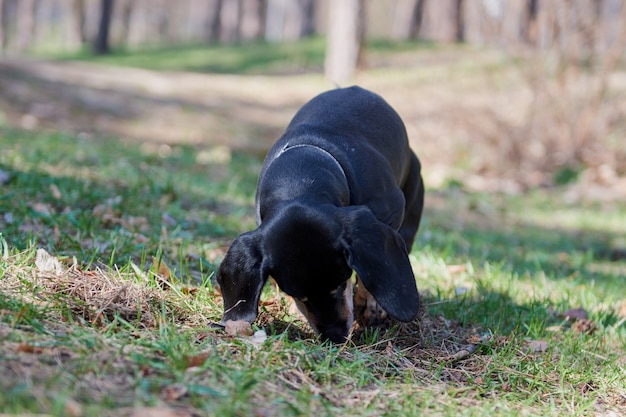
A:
[0, 128, 260, 269]
[415, 190, 626, 336]
[1, 127, 624, 341]
[0, 59, 306, 152]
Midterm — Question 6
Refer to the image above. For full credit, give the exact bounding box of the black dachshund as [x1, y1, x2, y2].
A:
[217, 86, 424, 343]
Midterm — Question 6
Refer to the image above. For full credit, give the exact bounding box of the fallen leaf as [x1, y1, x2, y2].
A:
[526, 340, 549, 353]
[251, 329, 268, 345]
[35, 248, 65, 274]
[50, 183, 62, 200]
[3, 212, 13, 224]
[131, 406, 194, 417]
[447, 264, 467, 274]
[64, 398, 83, 417]
[560, 308, 589, 321]
[493, 335, 512, 347]
[186, 352, 210, 368]
[17, 342, 44, 354]
[0, 168, 9, 184]
[546, 325, 565, 332]
[31, 202, 53, 217]
[572, 318, 597, 335]
[152, 256, 175, 289]
[455, 286, 470, 295]
[161, 383, 188, 401]
[224, 320, 253, 337]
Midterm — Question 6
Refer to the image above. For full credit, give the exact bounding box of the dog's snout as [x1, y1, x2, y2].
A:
[320, 324, 351, 344]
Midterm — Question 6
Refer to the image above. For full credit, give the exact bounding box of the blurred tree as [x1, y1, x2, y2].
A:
[266, 0, 315, 42]
[325, 0, 365, 84]
[390, 0, 424, 40]
[283, 0, 315, 41]
[17, 0, 37, 51]
[240, 0, 267, 41]
[94, 0, 114, 54]
[66, 0, 86, 49]
[419, 0, 463, 43]
[156, 0, 172, 44]
[219, 0, 242, 43]
[0, 0, 7, 51]
[205, 0, 223, 42]
[119, 0, 134, 46]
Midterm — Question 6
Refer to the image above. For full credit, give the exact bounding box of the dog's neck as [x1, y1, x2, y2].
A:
[278, 143, 348, 184]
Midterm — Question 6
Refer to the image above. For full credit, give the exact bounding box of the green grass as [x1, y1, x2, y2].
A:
[1, 128, 625, 416]
[43, 37, 434, 75]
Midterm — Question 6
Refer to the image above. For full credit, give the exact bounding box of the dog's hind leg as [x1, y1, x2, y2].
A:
[399, 153, 424, 251]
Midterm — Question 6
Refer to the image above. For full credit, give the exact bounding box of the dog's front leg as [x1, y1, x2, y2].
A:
[354, 276, 388, 326]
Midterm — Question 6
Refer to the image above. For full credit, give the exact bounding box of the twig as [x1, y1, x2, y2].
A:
[440, 334, 491, 363]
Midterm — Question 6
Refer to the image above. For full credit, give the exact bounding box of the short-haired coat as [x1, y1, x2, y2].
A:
[217, 86, 424, 343]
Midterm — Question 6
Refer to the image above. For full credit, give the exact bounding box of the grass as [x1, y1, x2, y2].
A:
[42, 36, 435, 75]
[1, 126, 625, 416]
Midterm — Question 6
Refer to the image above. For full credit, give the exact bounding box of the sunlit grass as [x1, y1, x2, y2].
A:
[1, 128, 625, 416]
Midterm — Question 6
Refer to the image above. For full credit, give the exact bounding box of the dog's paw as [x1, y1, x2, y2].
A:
[354, 278, 388, 326]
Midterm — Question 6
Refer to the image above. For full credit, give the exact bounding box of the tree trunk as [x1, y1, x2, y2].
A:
[240, 0, 266, 41]
[419, 0, 462, 43]
[300, 0, 316, 37]
[17, 0, 37, 51]
[119, 0, 134, 47]
[265, 0, 286, 42]
[205, 0, 223, 42]
[282, 0, 315, 41]
[325, 0, 365, 84]
[93, 0, 114, 54]
[66, 0, 86, 49]
[391, 0, 423, 40]
[219, 0, 242, 43]
[0, 0, 7, 51]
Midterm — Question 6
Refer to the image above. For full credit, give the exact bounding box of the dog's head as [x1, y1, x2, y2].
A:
[216, 205, 419, 343]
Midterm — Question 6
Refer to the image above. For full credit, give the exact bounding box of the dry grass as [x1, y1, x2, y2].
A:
[2, 245, 624, 416]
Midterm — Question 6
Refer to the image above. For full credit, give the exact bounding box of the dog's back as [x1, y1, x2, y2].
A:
[272, 86, 412, 184]
[218, 86, 423, 343]
[258, 86, 416, 230]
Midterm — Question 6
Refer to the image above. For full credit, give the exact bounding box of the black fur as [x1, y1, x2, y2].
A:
[217, 86, 424, 343]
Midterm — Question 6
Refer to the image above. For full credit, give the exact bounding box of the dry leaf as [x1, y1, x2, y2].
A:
[131, 406, 193, 417]
[186, 352, 210, 368]
[35, 248, 65, 274]
[50, 183, 62, 200]
[251, 329, 268, 345]
[224, 320, 253, 336]
[0, 168, 9, 184]
[161, 383, 188, 401]
[572, 318, 597, 335]
[526, 340, 549, 353]
[447, 264, 467, 274]
[3, 212, 14, 224]
[546, 325, 565, 332]
[31, 202, 53, 216]
[561, 308, 589, 321]
[64, 398, 83, 417]
[152, 256, 174, 287]
[17, 342, 44, 354]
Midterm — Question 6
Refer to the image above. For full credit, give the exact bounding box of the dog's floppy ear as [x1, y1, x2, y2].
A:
[342, 207, 420, 322]
[217, 231, 268, 324]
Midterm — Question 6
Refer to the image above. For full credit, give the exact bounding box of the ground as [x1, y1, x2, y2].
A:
[0, 41, 625, 416]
